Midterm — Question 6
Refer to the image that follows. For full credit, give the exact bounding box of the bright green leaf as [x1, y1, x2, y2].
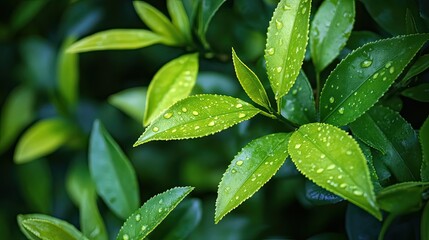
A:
[116, 186, 194, 240]
[288, 123, 381, 220]
[0, 85, 35, 154]
[17, 214, 88, 240]
[281, 70, 316, 125]
[265, 0, 312, 100]
[133, 1, 185, 45]
[320, 34, 429, 126]
[401, 83, 429, 102]
[89, 120, 140, 219]
[14, 118, 75, 164]
[58, 37, 79, 109]
[215, 133, 291, 223]
[167, 0, 192, 43]
[350, 105, 421, 182]
[197, 0, 226, 48]
[66, 29, 164, 53]
[377, 182, 429, 214]
[232, 48, 271, 110]
[134, 94, 261, 145]
[402, 54, 429, 83]
[422, 200, 429, 240]
[80, 190, 108, 240]
[310, 0, 355, 72]
[108, 87, 147, 123]
[144, 53, 199, 126]
[420, 115, 429, 182]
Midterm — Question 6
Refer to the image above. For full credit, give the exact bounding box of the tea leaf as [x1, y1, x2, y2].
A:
[67, 29, 164, 53]
[144, 53, 199, 126]
[215, 133, 291, 223]
[281, 70, 316, 125]
[402, 54, 429, 82]
[420, 116, 429, 182]
[288, 123, 381, 220]
[197, 0, 226, 48]
[116, 187, 194, 240]
[135, 94, 261, 145]
[310, 0, 355, 72]
[320, 33, 429, 126]
[401, 83, 429, 102]
[89, 120, 140, 219]
[167, 0, 192, 43]
[80, 190, 108, 240]
[350, 106, 421, 182]
[65, 158, 95, 207]
[17, 214, 88, 240]
[108, 87, 147, 123]
[265, 0, 312, 100]
[304, 180, 343, 205]
[58, 36, 78, 109]
[232, 48, 271, 110]
[134, 1, 185, 45]
[14, 118, 75, 164]
[377, 182, 429, 214]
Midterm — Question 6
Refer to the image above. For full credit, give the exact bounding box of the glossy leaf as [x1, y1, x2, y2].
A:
[116, 186, 194, 240]
[135, 94, 261, 145]
[402, 54, 429, 82]
[66, 29, 164, 53]
[108, 87, 147, 123]
[310, 0, 355, 72]
[304, 180, 343, 205]
[281, 70, 316, 125]
[265, 0, 312, 100]
[58, 37, 79, 109]
[350, 105, 421, 182]
[197, 0, 226, 48]
[14, 118, 75, 164]
[89, 120, 139, 219]
[401, 83, 429, 102]
[288, 123, 381, 220]
[377, 182, 429, 214]
[232, 48, 271, 109]
[17, 214, 88, 240]
[167, 0, 192, 43]
[421, 115, 429, 182]
[133, 1, 185, 45]
[0, 85, 35, 154]
[80, 189, 108, 240]
[422, 200, 429, 240]
[215, 133, 291, 223]
[320, 34, 429, 126]
[144, 53, 199, 126]
[66, 158, 95, 207]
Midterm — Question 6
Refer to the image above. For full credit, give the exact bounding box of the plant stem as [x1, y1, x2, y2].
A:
[260, 109, 298, 131]
[315, 70, 321, 112]
[378, 213, 397, 240]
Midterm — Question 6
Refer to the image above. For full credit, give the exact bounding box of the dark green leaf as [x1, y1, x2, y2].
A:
[265, 0, 312, 100]
[17, 214, 88, 240]
[116, 186, 194, 240]
[134, 94, 260, 145]
[310, 0, 355, 72]
[402, 54, 429, 82]
[346, 204, 382, 239]
[401, 83, 429, 102]
[58, 37, 79, 109]
[11, 0, 48, 31]
[281, 70, 317, 125]
[377, 182, 429, 214]
[108, 87, 147, 123]
[215, 133, 291, 223]
[420, 115, 429, 182]
[422, 200, 429, 240]
[67, 30, 164, 53]
[405, 9, 419, 34]
[89, 120, 140, 219]
[232, 48, 271, 110]
[304, 180, 343, 205]
[14, 118, 75, 164]
[288, 123, 381, 220]
[0, 85, 35, 154]
[80, 190, 108, 240]
[320, 34, 429, 126]
[350, 105, 421, 182]
[167, 0, 192, 43]
[197, 0, 226, 48]
[66, 158, 95, 207]
[144, 53, 199, 126]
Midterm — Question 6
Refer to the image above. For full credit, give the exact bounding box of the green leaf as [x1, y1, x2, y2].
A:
[304, 180, 343, 205]
[133, 1, 185, 45]
[108, 87, 147, 123]
[197, 0, 226, 48]
[80, 189, 108, 240]
[17, 214, 88, 240]
[14, 118, 75, 164]
[167, 0, 192, 43]
[215, 133, 291, 223]
[420, 115, 429, 182]
[66, 158, 95, 207]
[350, 105, 421, 182]
[144, 53, 199, 126]
[288, 123, 381, 220]
[265, 0, 312, 100]
[116, 186, 194, 240]
[0, 85, 35, 154]
[310, 0, 355, 72]
[401, 83, 429, 102]
[376, 182, 429, 214]
[232, 48, 271, 110]
[11, 0, 48, 31]
[422, 200, 429, 240]
[320, 33, 429, 126]
[66, 29, 164, 53]
[134, 94, 261, 145]
[402, 54, 429, 82]
[281, 70, 316, 125]
[89, 120, 140, 219]
[58, 37, 79, 109]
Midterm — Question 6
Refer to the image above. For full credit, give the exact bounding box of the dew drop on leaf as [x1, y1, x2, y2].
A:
[340, 183, 347, 188]
[353, 190, 363, 196]
[295, 143, 301, 149]
[163, 112, 173, 119]
[236, 103, 243, 108]
[327, 164, 335, 170]
[385, 61, 392, 68]
[283, 4, 291, 10]
[338, 107, 345, 114]
[329, 97, 335, 103]
[192, 111, 199, 116]
[152, 127, 159, 132]
[267, 48, 275, 55]
[389, 66, 395, 74]
[208, 121, 215, 126]
[360, 60, 373, 68]
[275, 19, 283, 29]
[181, 107, 187, 112]
[236, 160, 244, 166]
[135, 214, 141, 221]
[141, 225, 147, 231]
[276, 66, 283, 73]
[239, 113, 246, 118]
[123, 234, 130, 240]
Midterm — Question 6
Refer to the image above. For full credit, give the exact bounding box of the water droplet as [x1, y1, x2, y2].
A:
[382, 76, 387, 81]
[327, 164, 335, 170]
[231, 169, 237, 173]
[389, 66, 395, 74]
[192, 111, 199, 116]
[301, 7, 307, 14]
[338, 107, 345, 114]
[194, 126, 200, 130]
[163, 112, 173, 119]
[283, 4, 291, 10]
[123, 234, 130, 240]
[295, 144, 301, 149]
[267, 48, 275, 55]
[236, 103, 243, 108]
[135, 214, 141, 221]
[275, 19, 283, 29]
[142, 225, 147, 231]
[373, 73, 379, 79]
[346, 150, 352, 155]
[353, 190, 363, 196]
[276, 66, 282, 73]
[360, 60, 372, 68]
[320, 154, 326, 159]
[159, 199, 163, 204]
[152, 127, 159, 132]
[182, 107, 187, 112]
[340, 183, 347, 188]
[172, 129, 177, 133]
[236, 160, 244, 166]
[292, 89, 298, 95]
[385, 61, 392, 68]
[316, 168, 324, 173]
[329, 97, 335, 103]
[158, 208, 163, 213]
[208, 121, 215, 126]
[337, 175, 343, 179]
[239, 113, 246, 118]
